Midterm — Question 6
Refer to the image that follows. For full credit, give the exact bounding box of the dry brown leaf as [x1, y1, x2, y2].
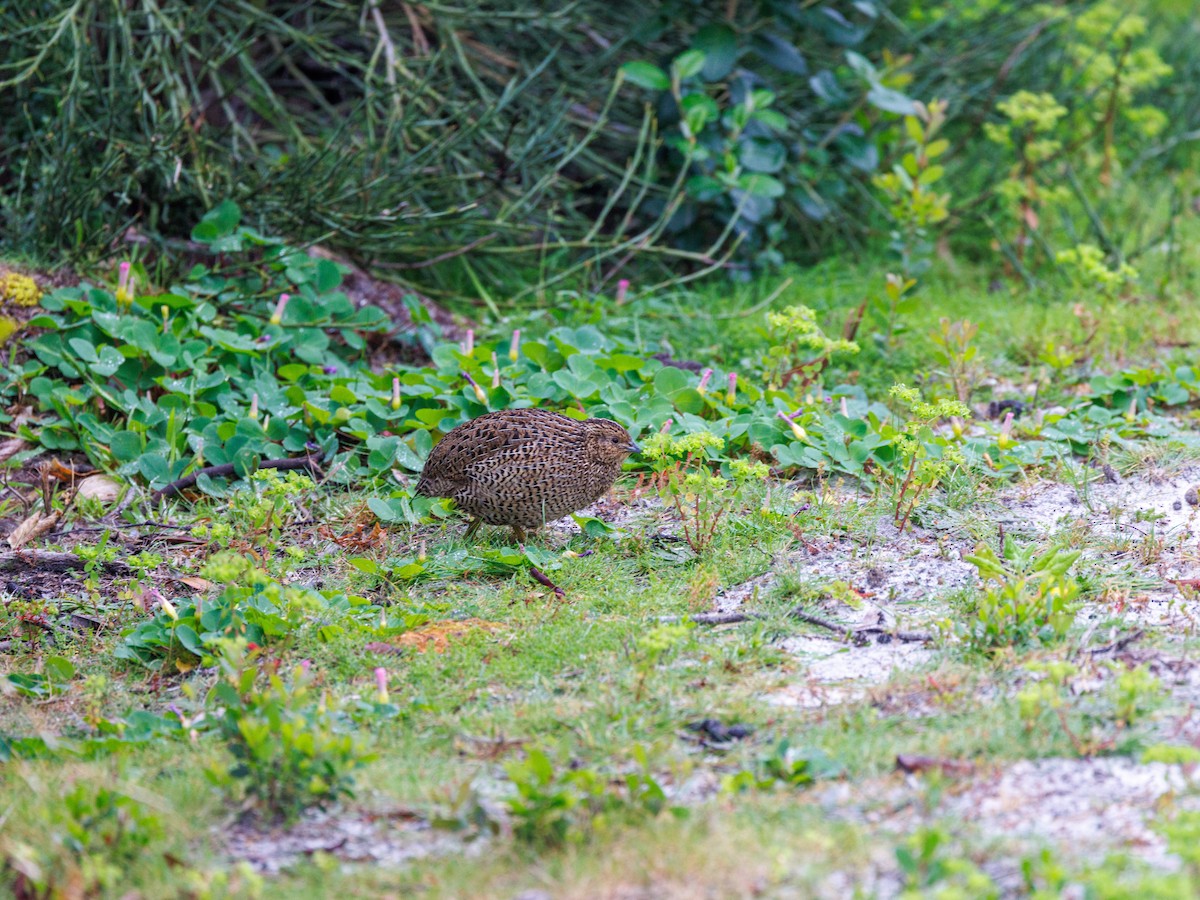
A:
[174, 576, 214, 591]
[46, 459, 95, 481]
[6, 509, 60, 549]
[0, 436, 30, 463]
[386, 618, 502, 654]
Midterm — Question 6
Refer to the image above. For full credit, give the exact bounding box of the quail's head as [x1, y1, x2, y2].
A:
[585, 418, 641, 466]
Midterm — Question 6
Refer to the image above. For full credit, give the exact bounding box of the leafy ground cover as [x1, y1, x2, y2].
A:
[4, 208, 1200, 896]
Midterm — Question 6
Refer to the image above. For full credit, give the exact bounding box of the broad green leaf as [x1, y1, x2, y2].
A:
[671, 50, 706, 81]
[44, 656, 75, 683]
[67, 338, 98, 362]
[736, 173, 785, 198]
[867, 85, 916, 115]
[753, 33, 807, 74]
[740, 138, 787, 174]
[620, 61, 669, 91]
[315, 259, 342, 293]
[110, 430, 143, 462]
[693, 24, 737, 80]
[653, 366, 690, 395]
[191, 200, 241, 243]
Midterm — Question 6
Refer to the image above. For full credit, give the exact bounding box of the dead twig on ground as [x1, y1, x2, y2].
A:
[896, 754, 974, 776]
[151, 454, 324, 502]
[1086, 629, 1146, 656]
[529, 566, 565, 598]
[664, 604, 935, 643]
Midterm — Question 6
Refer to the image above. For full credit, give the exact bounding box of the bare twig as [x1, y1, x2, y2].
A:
[1086, 629, 1145, 656]
[683, 611, 763, 626]
[150, 454, 323, 502]
[896, 754, 974, 776]
[529, 566, 565, 598]
[713, 277, 795, 321]
[367, 0, 398, 94]
[373, 233, 500, 270]
[664, 604, 934, 643]
[401, 3, 431, 56]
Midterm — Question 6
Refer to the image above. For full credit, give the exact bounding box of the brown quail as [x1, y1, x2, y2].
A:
[414, 408, 640, 541]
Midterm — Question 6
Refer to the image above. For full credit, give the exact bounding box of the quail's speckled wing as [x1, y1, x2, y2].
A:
[415, 408, 577, 497]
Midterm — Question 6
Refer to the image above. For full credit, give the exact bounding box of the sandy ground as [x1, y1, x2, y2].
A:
[223, 472, 1200, 885]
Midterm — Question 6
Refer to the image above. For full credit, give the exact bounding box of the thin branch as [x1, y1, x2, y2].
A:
[151, 454, 324, 502]
[373, 233, 499, 269]
[662, 604, 935, 643]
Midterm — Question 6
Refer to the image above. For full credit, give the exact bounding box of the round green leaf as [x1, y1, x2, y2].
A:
[653, 366, 690, 395]
[740, 138, 787, 174]
[110, 430, 144, 463]
[694, 24, 737, 80]
[191, 200, 241, 243]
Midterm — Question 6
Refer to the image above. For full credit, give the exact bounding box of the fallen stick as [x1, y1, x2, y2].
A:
[529, 566, 565, 598]
[1087, 629, 1145, 655]
[664, 604, 935, 643]
[896, 753, 974, 776]
[685, 611, 762, 625]
[151, 454, 323, 501]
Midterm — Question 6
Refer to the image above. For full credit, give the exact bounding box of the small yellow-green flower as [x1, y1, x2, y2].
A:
[0, 272, 42, 307]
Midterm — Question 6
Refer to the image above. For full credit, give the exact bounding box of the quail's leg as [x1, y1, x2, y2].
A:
[463, 518, 483, 540]
[512, 525, 526, 544]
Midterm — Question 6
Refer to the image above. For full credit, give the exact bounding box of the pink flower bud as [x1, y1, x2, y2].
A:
[462, 329, 474, 356]
[616, 279, 631, 304]
[270, 293, 289, 325]
[116, 262, 134, 308]
[726, 372, 738, 406]
[249, 393, 259, 419]
[697, 368, 712, 395]
[391, 376, 402, 411]
[491, 352, 500, 388]
[997, 411, 1015, 449]
[374, 666, 389, 703]
[509, 329, 521, 362]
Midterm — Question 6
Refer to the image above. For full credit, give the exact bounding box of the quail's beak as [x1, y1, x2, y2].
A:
[626, 440, 641, 454]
